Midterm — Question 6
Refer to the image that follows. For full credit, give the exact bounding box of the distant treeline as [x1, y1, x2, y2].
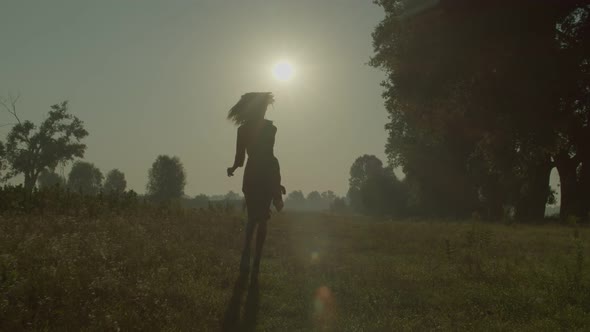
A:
[345, 153, 563, 220]
[283, 190, 347, 212]
[0, 97, 349, 215]
[184, 190, 348, 213]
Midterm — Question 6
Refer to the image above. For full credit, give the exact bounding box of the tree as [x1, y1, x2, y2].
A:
[0, 141, 6, 179]
[285, 190, 305, 210]
[347, 155, 406, 217]
[185, 194, 210, 209]
[370, 0, 590, 220]
[37, 169, 65, 189]
[225, 190, 241, 201]
[146, 155, 186, 201]
[68, 161, 103, 195]
[103, 169, 127, 194]
[209, 194, 226, 201]
[347, 155, 386, 213]
[307, 191, 321, 201]
[330, 197, 348, 214]
[306, 191, 323, 210]
[321, 190, 337, 203]
[194, 194, 209, 204]
[1, 98, 88, 194]
[551, 6, 590, 219]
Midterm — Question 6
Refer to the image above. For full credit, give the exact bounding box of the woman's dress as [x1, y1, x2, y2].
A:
[233, 119, 281, 221]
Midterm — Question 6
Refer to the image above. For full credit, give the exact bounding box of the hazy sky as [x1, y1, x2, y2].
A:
[0, 0, 562, 200]
[0, 0, 392, 196]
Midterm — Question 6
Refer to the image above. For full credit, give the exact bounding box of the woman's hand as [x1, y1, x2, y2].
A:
[227, 167, 236, 177]
[273, 197, 284, 212]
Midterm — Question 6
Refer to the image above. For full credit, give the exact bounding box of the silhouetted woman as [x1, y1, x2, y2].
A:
[226, 92, 285, 275]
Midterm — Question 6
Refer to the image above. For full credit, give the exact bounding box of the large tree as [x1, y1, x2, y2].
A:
[146, 155, 186, 201]
[1, 98, 88, 194]
[348, 155, 406, 217]
[68, 161, 103, 195]
[371, 0, 590, 220]
[551, 6, 590, 219]
[348, 155, 385, 213]
[103, 169, 127, 194]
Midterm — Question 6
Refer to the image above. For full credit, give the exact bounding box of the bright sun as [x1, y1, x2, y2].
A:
[272, 61, 295, 81]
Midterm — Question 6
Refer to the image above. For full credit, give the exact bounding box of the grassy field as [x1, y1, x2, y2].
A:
[1, 210, 590, 331]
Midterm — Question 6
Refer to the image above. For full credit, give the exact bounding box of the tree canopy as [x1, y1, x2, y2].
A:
[146, 155, 186, 201]
[37, 169, 65, 190]
[347, 155, 406, 217]
[1, 99, 88, 194]
[103, 169, 127, 194]
[371, 0, 590, 220]
[68, 161, 103, 195]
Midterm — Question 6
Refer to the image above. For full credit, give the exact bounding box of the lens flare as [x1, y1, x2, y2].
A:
[311, 251, 320, 263]
[313, 286, 336, 329]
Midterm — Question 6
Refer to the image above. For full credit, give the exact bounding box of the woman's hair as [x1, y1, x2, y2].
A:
[227, 92, 274, 125]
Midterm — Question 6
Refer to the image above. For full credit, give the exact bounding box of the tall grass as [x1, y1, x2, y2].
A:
[1, 209, 589, 330]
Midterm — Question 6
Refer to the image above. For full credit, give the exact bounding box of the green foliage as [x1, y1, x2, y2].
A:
[0, 141, 6, 178]
[0, 185, 140, 217]
[224, 190, 241, 201]
[329, 197, 348, 214]
[37, 169, 66, 190]
[306, 190, 322, 210]
[183, 194, 210, 209]
[348, 154, 406, 217]
[370, 1, 590, 220]
[285, 190, 305, 209]
[103, 169, 127, 194]
[146, 155, 186, 202]
[1, 212, 589, 330]
[320, 190, 336, 203]
[1, 99, 88, 193]
[284, 190, 338, 211]
[68, 161, 103, 195]
[307, 190, 321, 201]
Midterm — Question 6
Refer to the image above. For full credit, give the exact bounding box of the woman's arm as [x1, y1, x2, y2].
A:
[227, 127, 246, 177]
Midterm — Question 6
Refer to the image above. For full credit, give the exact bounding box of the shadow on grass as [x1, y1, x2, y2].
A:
[221, 269, 260, 332]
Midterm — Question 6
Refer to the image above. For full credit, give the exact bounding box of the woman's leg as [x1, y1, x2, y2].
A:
[240, 220, 256, 271]
[252, 219, 267, 271]
[243, 191, 271, 273]
[241, 191, 261, 272]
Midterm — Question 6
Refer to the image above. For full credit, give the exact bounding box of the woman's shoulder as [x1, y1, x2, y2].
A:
[237, 122, 251, 131]
[264, 119, 277, 131]
[239, 120, 276, 133]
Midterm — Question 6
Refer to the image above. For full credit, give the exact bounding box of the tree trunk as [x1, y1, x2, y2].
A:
[530, 165, 552, 220]
[515, 158, 552, 221]
[556, 157, 580, 220]
[579, 157, 590, 220]
[24, 172, 36, 196]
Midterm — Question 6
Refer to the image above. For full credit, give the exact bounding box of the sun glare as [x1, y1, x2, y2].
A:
[272, 61, 295, 81]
